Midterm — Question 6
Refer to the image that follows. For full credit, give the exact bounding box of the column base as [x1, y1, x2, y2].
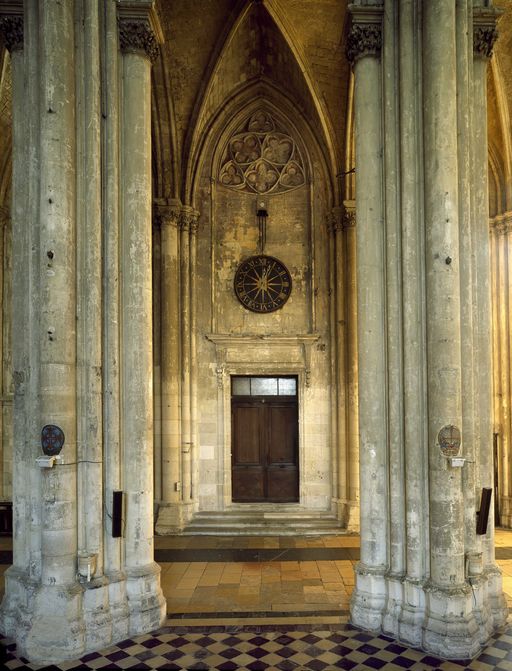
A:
[0, 566, 142, 665]
[0, 568, 86, 664]
[422, 582, 481, 659]
[336, 499, 360, 532]
[350, 568, 505, 659]
[382, 573, 405, 639]
[350, 563, 388, 631]
[155, 501, 194, 534]
[484, 565, 508, 628]
[82, 577, 114, 653]
[125, 562, 166, 635]
[397, 578, 426, 648]
[498, 497, 512, 527]
[106, 570, 130, 643]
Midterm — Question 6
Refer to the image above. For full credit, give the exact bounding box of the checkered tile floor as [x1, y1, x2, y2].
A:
[3, 622, 512, 671]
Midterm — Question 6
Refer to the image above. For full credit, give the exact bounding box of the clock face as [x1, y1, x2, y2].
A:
[234, 255, 292, 313]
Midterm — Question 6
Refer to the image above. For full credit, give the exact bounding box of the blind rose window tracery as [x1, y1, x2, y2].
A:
[219, 110, 305, 195]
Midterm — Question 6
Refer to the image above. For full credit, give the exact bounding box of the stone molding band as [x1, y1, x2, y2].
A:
[118, 19, 160, 62]
[0, 15, 23, 52]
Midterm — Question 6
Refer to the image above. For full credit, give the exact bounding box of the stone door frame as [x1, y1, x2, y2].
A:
[206, 334, 319, 511]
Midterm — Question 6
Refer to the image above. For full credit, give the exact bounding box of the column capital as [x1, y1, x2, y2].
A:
[327, 207, 344, 234]
[473, 8, 501, 60]
[154, 200, 182, 229]
[346, 5, 383, 64]
[490, 212, 512, 235]
[0, 11, 23, 53]
[117, 2, 164, 63]
[179, 207, 200, 234]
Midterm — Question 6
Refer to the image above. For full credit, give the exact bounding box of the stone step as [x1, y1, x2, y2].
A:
[181, 511, 345, 536]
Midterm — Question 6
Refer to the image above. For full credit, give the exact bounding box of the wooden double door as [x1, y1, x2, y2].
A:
[231, 396, 299, 503]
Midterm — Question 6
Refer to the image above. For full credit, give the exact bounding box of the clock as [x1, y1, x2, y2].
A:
[234, 254, 292, 313]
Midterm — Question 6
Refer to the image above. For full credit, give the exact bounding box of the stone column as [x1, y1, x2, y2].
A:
[496, 217, 512, 524]
[0, 207, 6, 501]
[2, 213, 13, 501]
[0, 2, 86, 662]
[397, 0, 428, 643]
[331, 208, 347, 524]
[473, 10, 508, 627]
[422, 1, 483, 656]
[0, 11, 32, 633]
[189, 209, 199, 503]
[118, 9, 166, 634]
[179, 207, 192, 514]
[343, 203, 359, 532]
[155, 202, 183, 533]
[381, 0, 405, 636]
[102, 1, 129, 644]
[347, 6, 388, 632]
[76, 0, 104, 582]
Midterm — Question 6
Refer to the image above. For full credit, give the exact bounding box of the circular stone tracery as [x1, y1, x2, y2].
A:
[219, 110, 305, 194]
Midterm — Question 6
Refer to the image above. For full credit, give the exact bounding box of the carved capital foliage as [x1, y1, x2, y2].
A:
[346, 23, 382, 64]
[327, 207, 343, 234]
[343, 208, 356, 229]
[490, 212, 512, 236]
[118, 19, 159, 62]
[155, 208, 181, 230]
[473, 25, 498, 59]
[327, 207, 356, 233]
[0, 15, 23, 52]
[179, 208, 200, 233]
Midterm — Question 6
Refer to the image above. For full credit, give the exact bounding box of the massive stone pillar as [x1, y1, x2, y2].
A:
[118, 9, 166, 633]
[348, 0, 506, 658]
[0, 1, 165, 663]
[0, 2, 84, 662]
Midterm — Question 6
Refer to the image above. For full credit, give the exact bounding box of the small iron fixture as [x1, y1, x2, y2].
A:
[256, 200, 268, 253]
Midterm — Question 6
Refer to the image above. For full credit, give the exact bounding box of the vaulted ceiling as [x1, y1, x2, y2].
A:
[1, 1, 512, 217]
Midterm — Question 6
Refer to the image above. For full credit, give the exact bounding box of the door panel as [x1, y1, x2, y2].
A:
[232, 403, 265, 501]
[268, 404, 297, 464]
[233, 405, 261, 464]
[267, 404, 298, 501]
[232, 397, 298, 503]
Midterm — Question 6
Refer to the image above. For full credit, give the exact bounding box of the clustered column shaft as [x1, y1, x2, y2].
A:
[348, 0, 507, 659]
[0, 2, 166, 663]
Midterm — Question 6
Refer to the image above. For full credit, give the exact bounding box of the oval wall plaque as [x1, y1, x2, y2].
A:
[438, 424, 461, 457]
[41, 424, 65, 456]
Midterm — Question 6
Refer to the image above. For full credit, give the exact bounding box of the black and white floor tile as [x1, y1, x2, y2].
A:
[3, 622, 512, 671]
